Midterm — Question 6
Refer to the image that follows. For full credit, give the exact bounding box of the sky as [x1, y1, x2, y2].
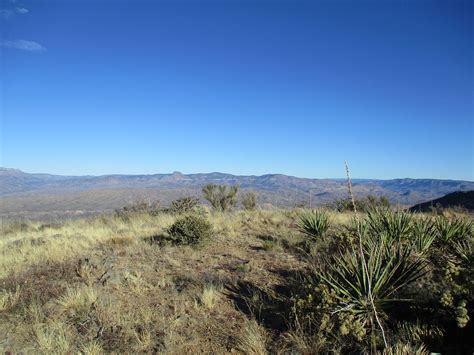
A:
[1, 0, 473, 180]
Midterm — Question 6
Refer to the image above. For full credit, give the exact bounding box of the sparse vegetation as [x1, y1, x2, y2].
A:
[332, 195, 391, 212]
[114, 199, 162, 220]
[0, 204, 472, 353]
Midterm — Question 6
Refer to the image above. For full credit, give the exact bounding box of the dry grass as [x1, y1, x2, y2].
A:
[0, 286, 21, 311]
[0, 208, 454, 353]
[233, 319, 268, 354]
[1, 209, 309, 353]
[198, 285, 221, 309]
[0, 213, 176, 278]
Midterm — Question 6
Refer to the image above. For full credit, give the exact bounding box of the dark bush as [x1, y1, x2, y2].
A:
[168, 197, 199, 214]
[167, 214, 213, 245]
[114, 199, 162, 220]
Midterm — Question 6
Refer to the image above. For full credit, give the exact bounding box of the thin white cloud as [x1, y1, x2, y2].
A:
[16, 7, 28, 14]
[0, 39, 46, 52]
[0, 4, 28, 18]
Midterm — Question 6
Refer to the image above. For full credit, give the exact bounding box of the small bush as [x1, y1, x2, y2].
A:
[241, 191, 257, 211]
[114, 199, 161, 220]
[167, 214, 213, 245]
[262, 239, 277, 251]
[202, 183, 239, 211]
[168, 197, 199, 214]
[331, 195, 391, 213]
[298, 210, 330, 240]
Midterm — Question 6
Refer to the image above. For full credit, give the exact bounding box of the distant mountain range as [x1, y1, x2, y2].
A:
[1, 167, 473, 219]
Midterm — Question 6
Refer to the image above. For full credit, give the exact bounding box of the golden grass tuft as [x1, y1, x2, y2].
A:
[0, 286, 21, 311]
[57, 286, 98, 315]
[80, 340, 104, 355]
[199, 285, 221, 309]
[234, 319, 268, 354]
[33, 321, 72, 353]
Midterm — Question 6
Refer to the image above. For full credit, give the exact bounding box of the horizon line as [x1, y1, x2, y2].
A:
[1, 167, 473, 183]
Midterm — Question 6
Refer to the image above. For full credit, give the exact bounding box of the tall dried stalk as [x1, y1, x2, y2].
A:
[344, 161, 388, 349]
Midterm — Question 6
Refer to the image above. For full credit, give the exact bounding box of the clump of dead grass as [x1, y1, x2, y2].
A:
[233, 318, 268, 354]
[198, 285, 221, 309]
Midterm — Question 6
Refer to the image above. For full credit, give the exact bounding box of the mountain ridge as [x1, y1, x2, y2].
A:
[410, 191, 474, 212]
[1, 167, 473, 219]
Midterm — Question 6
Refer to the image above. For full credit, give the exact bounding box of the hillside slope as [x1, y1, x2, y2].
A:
[409, 190, 474, 212]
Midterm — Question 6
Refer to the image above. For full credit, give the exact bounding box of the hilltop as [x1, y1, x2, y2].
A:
[410, 190, 474, 212]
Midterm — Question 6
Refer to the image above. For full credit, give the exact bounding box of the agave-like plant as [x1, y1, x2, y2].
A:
[318, 228, 427, 323]
[298, 209, 330, 240]
[435, 216, 473, 244]
[452, 239, 474, 265]
[366, 208, 413, 243]
[411, 217, 437, 255]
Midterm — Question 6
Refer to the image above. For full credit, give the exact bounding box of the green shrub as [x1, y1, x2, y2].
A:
[202, 183, 239, 211]
[167, 214, 213, 245]
[297, 210, 330, 240]
[241, 191, 257, 211]
[331, 195, 391, 213]
[168, 197, 199, 214]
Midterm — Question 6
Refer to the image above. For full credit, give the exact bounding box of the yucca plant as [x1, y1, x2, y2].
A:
[366, 208, 413, 243]
[318, 228, 427, 324]
[411, 217, 437, 255]
[452, 239, 474, 265]
[298, 209, 330, 240]
[436, 216, 473, 244]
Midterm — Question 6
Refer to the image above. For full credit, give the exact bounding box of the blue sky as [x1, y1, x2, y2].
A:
[1, 0, 472, 180]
